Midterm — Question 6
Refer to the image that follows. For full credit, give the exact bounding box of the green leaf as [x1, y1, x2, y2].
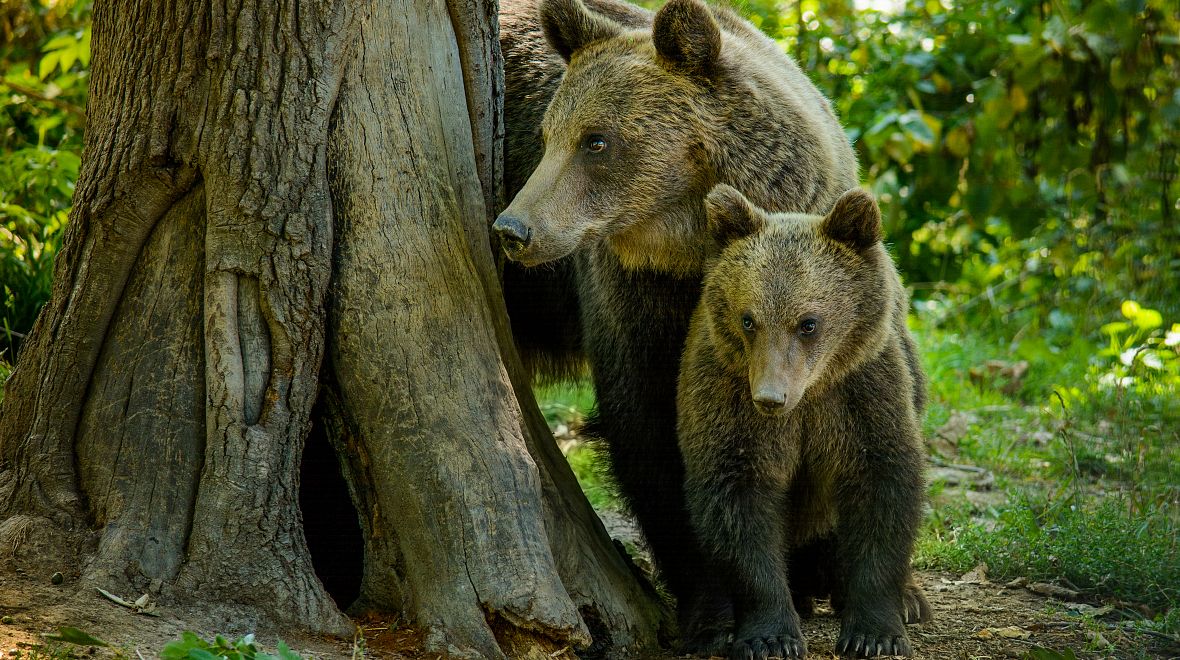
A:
[38, 52, 60, 80]
[866, 111, 899, 136]
[162, 632, 211, 660]
[1048, 309, 1073, 330]
[79, 27, 93, 66]
[43, 626, 109, 646]
[945, 125, 970, 157]
[899, 110, 936, 147]
[41, 33, 77, 51]
[276, 641, 303, 660]
[902, 52, 934, 69]
[36, 115, 63, 146]
[59, 47, 77, 74]
[1120, 300, 1141, 319]
[1132, 307, 1163, 331]
[54, 150, 81, 178]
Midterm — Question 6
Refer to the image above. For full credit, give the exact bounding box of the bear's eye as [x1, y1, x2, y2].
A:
[799, 318, 818, 335]
[741, 312, 756, 333]
[585, 135, 607, 153]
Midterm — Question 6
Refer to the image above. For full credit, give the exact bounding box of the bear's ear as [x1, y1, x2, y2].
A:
[705, 184, 763, 247]
[820, 188, 882, 252]
[652, 0, 722, 74]
[540, 0, 624, 63]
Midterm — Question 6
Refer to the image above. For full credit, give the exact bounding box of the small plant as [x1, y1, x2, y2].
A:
[912, 498, 976, 573]
[160, 633, 302, 660]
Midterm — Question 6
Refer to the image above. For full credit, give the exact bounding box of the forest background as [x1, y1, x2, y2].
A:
[2, 0, 1177, 647]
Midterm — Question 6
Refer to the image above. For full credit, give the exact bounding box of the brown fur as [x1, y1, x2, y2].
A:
[678, 186, 932, 658]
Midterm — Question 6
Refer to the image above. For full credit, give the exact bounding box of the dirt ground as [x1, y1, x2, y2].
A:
[2, 543, 1177, 659]
[0, 440, 1174, 660]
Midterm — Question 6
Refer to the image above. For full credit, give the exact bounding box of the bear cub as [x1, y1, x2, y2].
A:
[678, 185, 931, 659]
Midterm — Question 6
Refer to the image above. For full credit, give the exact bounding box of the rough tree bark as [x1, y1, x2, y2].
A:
[0, 0, 665, 657]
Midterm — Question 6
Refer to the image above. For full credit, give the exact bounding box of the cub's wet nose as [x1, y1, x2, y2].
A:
[493, 214, 532, 252]
[753, 390, 786, 415]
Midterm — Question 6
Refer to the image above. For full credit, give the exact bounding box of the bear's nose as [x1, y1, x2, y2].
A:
[492, 214, 532, 251]
[753, 390, 786, 414]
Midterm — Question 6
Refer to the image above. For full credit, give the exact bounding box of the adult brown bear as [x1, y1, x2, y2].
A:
[497, 0, 861, 653]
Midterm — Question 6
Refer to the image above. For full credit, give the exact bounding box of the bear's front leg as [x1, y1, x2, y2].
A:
[832, 425, 926, 657]
[684, 468, 806, 660]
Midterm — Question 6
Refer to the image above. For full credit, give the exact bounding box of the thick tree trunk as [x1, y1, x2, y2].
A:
[0, 0, 665, 656]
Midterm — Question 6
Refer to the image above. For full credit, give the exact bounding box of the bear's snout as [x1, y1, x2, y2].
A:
[752, 389, 787, 416]
[493, 214, 533, 257]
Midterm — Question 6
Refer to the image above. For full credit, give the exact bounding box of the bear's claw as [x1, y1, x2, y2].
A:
[835, 632, 912, 658]
[902, 583, 933, 625]
[729, 634, 805, 660]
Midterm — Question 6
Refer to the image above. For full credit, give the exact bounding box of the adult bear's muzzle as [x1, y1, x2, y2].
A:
[492, 213, 533, 258]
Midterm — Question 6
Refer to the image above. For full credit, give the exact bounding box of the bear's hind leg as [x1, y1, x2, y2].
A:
[787, 533, 838, 618]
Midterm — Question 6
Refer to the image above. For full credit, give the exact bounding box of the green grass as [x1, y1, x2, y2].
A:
[965, 496, 1178, 608]
[912, 310, 1179, 633]
[534, 380, 621, 511]
[534, 380, 596, 430]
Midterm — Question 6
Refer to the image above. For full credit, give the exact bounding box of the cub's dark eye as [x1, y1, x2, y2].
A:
[586, 135, 607, 153]
[799, 318, 818, 335]
[741, 312, 756, 333]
